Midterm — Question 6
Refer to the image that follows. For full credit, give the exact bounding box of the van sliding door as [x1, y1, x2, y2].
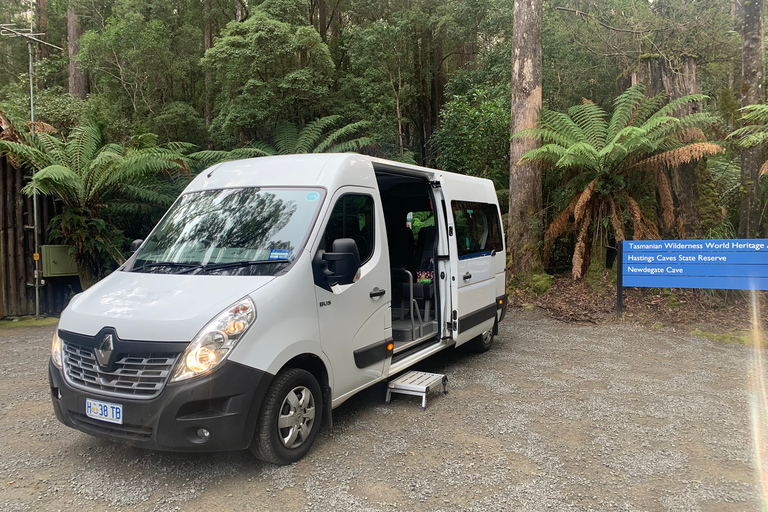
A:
[439, 177, 502, 346]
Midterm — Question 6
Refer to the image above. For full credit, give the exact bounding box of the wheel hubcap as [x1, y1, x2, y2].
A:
[277, 385, 316, 449]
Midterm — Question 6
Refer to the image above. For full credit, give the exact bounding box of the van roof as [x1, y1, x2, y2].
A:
[183, 154, 497, 205]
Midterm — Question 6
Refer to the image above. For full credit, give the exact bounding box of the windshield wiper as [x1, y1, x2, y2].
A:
[132, 261, 200, 272]
[178, 259, 292, 274]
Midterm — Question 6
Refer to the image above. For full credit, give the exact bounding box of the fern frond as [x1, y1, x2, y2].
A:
[573, 179, 597, 223]
[543, 193, 580, 268]
[568, 101, 608, 149]
[274, 121, 299, 155]
[738, 132, 768, 148]
[556, 142, 600, 170]
[296, 115, 340, 153]
[739, 103, 768, 122]
[518, 144, 569, 166]
[68, 123, 104, 176]
[571, 213, 592, 279]
[188, 146, 274, 167]
[630, 92, 667, 126]
[648, 94, 708, 120]
[607, 83, 646, 140]
[315, 120, 371, 153]
[631, 142, 725, 174]
[541, 110, 588, 145]
[22, 164, 84, 206]
[325, 137, 372, 153]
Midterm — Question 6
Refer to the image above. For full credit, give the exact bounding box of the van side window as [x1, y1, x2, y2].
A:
[451, 201, 503, 258]
[325, 194, 375, 263]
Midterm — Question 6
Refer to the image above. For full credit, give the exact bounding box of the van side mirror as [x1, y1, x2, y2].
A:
[315, 238, 361, 288]
[130, 239, 144, 253]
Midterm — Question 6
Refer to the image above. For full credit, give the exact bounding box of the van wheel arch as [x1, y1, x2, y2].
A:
[279, 354, 333, 429]
[250, 367, 323, 464]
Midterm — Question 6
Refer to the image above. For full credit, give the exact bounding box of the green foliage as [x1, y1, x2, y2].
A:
[202, 4, 335, 146]
[432, 89, 510, 189]
[149, 102, 207, 147]
[729, 104, 768, 148]
[0, 123, 190, 287]
[189, 115, 372, 168]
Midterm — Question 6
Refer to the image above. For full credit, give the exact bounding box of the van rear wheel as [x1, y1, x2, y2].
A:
[467, 328, 494, 353]
[250, 368, 322, 465]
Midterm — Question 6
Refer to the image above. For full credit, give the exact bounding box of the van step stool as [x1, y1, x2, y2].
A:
[385, 371, 448, 411]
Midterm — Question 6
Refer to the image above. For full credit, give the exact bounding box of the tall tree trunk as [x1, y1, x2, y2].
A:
[235, 0, 246, 22]
[739, 0, 765, 237]
[67, 5, 88, 99]
[508, 0, 543, 279]
[204, 0, 214, 147]
[658, 55, 715, 238]
[37, 0, 49, 60]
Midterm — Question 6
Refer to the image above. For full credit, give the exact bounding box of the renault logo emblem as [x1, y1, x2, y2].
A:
[95, 334, 114, 367]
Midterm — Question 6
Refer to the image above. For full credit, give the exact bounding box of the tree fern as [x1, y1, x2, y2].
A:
[514, 85, 721, 279]
[0, 121, 189, 289]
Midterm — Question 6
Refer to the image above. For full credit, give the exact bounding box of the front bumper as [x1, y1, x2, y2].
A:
[49, 359, 273, 452]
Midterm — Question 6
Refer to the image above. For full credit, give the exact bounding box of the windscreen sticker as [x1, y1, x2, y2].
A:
[269, 249, 291, 260]
[305, 192, 320, 201]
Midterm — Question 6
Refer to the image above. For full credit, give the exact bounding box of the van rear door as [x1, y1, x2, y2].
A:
[439, 177, 503, 346]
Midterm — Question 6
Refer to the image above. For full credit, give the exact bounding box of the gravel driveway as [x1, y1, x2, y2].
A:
[0, 309, 763, 511]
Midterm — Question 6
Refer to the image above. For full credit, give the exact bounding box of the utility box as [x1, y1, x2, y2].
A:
[41, 245, 78, 277]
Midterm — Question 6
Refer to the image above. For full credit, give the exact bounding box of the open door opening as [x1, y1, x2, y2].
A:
[375, 171, 441, 359]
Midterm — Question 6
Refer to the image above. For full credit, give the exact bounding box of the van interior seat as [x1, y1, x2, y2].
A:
[401, 225, 435, 320]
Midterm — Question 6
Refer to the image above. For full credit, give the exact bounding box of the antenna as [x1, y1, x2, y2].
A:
[1, 23, 63, 318]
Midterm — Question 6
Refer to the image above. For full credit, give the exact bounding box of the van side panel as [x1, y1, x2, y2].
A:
[228, 249, 330, 384]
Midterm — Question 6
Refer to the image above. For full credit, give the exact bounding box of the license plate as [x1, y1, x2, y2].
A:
[85, 398, 123, 425]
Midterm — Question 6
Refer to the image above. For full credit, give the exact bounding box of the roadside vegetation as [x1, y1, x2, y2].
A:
[0, 0, 766, 296]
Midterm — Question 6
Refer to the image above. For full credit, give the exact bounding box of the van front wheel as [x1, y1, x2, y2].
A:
[250, 368, 323, 465]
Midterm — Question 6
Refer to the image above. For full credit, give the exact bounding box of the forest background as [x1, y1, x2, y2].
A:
[0, 0, 766, 296]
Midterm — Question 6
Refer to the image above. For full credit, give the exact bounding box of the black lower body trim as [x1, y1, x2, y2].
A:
[353, 338, 393, 368]
[497, 294, 508, 323]
[458, 303, 496, 333]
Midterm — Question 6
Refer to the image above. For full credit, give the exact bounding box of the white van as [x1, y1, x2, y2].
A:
[48, 154, 507, 464]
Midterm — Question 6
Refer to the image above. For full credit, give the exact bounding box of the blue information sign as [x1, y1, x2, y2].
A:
[620, 239, 768, 291]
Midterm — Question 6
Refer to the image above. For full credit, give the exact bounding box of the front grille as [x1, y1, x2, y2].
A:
[63, 341, 178, 399]
[70, 412, 153, 441]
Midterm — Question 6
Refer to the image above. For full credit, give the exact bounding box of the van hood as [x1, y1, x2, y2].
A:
[58, 271, 274, 342]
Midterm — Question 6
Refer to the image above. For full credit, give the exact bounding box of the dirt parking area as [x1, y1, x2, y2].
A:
[0, 309, 764, 512]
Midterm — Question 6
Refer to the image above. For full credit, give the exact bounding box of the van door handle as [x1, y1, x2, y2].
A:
[370, 287, 386, 298]
[463, 272, 472, 280]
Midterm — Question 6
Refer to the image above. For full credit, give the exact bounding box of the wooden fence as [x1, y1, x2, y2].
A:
[0, 154, 79, 317]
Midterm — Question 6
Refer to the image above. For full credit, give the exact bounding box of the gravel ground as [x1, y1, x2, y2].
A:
[0, 308, 764, 512]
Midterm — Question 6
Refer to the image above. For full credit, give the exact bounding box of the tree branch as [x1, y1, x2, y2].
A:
[555, 7, 652, 35]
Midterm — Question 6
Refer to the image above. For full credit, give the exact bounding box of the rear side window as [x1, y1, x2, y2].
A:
[324, 194, 375, 263]
[451, 201, 503, 259]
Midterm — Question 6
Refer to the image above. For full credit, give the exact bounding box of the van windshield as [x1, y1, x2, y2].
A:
[130, 187, 325, 276]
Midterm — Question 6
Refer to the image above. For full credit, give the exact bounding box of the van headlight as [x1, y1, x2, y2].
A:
[51, 331, 63, 368]
[171, 297, 256, 382]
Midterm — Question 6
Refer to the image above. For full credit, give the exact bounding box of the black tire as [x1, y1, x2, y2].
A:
[466, 326, 494, 353]
[250, 368, 323, 465]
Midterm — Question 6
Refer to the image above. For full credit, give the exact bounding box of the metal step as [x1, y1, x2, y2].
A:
[385, 371, 448, 411]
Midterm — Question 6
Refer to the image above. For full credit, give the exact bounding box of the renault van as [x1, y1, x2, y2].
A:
[49, 154, 507, 464]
